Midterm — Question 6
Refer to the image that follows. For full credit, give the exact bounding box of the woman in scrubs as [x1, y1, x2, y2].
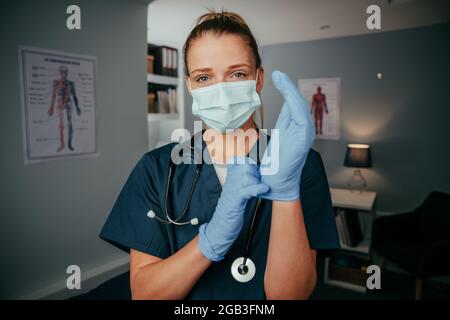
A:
[100, 10, 340, 300]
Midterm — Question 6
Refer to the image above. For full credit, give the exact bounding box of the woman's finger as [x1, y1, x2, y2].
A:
[272, 70, 311, 127]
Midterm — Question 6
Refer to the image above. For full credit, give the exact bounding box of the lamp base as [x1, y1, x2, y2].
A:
[347, 169, 367, 193]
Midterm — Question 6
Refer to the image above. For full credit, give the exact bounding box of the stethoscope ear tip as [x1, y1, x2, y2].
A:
[190, 218, 199, 225]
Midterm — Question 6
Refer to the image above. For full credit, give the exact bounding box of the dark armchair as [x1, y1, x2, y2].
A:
[371, 191, 450, 299]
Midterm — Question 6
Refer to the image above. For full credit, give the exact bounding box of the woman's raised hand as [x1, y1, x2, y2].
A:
[198, 157, 269, 262]
[260, 70, 315, 201]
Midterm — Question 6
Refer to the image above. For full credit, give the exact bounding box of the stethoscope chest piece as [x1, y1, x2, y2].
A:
[231, 257, 256, 283]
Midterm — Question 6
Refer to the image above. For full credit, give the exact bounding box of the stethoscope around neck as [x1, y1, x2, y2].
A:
[146, 144, 262, 282]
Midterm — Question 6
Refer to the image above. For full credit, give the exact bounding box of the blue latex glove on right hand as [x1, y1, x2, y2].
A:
[199, 157, 269, 262]
[260, 70, 315, 201]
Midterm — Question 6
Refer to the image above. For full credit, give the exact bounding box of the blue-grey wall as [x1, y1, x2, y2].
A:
[258, 23, 450, 213]
[0, 0, 149, 299]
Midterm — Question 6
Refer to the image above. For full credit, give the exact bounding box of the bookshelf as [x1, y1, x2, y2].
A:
[340, 235, 371, 255]
[330, 188, 376, 211]
[147, 73, 179, 86]
[324, 188, 377, 292]
[146, 43, 184, 151]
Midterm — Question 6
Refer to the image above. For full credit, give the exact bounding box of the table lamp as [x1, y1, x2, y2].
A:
[344, 144, 372, 192]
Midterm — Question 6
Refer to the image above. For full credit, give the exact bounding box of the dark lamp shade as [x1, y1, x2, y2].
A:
[344, 144, 372, 168]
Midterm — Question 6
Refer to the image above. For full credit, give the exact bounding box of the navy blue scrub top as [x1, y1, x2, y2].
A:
[99, 133, 340, 300]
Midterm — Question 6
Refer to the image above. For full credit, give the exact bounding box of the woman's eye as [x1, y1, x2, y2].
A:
[196, 75, 209, 83]
[232, 72, 246, 79]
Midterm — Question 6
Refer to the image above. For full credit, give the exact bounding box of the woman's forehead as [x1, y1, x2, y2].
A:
[188, 33, 254, 73]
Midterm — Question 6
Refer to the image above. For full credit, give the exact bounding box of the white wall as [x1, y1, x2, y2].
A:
[0, 0, 150, 299]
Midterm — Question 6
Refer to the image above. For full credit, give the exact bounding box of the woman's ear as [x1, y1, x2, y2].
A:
[256, 67, 264, 93]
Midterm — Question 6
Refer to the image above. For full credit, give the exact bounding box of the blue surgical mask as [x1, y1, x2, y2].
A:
[188, 70, 261, 133]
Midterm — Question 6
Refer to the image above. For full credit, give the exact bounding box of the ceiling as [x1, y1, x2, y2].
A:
[147, 0, 450, 48]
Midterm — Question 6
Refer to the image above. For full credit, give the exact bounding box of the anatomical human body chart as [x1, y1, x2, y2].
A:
[19, 46, 98, 164]
[298, 77, 341, 140]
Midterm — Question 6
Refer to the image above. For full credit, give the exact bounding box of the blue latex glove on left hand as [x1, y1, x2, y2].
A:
[199, 157, 269, 262]
[259, 70, 315, 201]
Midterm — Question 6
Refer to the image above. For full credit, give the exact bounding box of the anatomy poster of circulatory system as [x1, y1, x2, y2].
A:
[298, 77, 341, 140]
[19, 46, 98, 164]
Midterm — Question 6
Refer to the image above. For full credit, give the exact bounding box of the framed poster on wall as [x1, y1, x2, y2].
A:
[18, 46, 98, 164]
[298, 77, 341, 140]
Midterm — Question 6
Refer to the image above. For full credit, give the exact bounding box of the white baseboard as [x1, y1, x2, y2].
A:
[20, 255, 130, 300]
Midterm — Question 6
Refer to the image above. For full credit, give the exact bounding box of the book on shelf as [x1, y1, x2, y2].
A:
[335, 213, 347, 246]
[147, 88, 177, 114]
[335, 208, 363, 247]
[339, 210, 352, 246]
[344, 208, 363, 247]
[148, 44, 178, 77]
[147, 80, 177, 114]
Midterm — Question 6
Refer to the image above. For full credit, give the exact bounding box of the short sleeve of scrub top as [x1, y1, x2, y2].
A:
[99, 151, 171, 259]
[300, 149, 340, 258]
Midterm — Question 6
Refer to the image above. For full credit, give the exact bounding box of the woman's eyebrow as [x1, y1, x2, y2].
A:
[190, 64, 251, 75]
[191, 67, 213, 75]
[227, 63, 251, 70]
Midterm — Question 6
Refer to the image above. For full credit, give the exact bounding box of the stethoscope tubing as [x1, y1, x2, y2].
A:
[164, 160, 201, 225]
[243, 198, 262, 265]
[152, 141, 262, 282]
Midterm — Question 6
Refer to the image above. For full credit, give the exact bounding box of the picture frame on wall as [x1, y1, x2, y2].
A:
[298, 77, 341, 140]
[18, 46, 98, 164]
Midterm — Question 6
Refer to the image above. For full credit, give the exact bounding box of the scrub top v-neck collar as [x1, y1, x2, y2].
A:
[193, 129, 269, 212]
